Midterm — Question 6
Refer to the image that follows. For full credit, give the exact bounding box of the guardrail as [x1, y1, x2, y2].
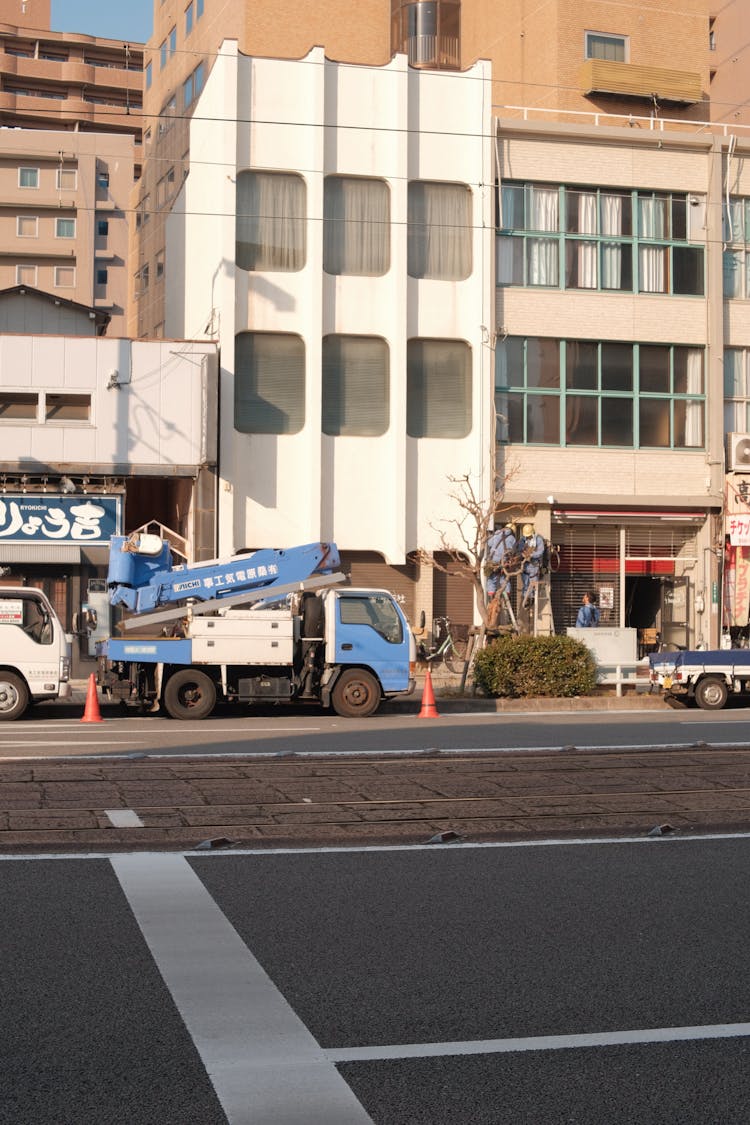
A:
[597, 662, 652, 697]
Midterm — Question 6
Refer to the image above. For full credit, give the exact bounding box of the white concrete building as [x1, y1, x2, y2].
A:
[0, 327, 218, 671]
[166, 42, 494, 626]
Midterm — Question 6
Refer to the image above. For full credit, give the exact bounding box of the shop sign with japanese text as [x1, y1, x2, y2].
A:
[0, 494, 120, 544]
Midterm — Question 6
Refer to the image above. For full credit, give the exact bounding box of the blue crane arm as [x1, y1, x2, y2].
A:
[107, 534, 341, 613]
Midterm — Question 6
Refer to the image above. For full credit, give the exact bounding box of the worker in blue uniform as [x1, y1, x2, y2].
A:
[519, 522, 546, 607]
[485, 523, 518, 627]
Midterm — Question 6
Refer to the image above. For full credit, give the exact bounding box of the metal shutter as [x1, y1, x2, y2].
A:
[432, 552, 475, 640]
[339, 551, 418, 622]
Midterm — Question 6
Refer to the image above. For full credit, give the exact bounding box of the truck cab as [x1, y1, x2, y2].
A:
[0, 587, 72, 720]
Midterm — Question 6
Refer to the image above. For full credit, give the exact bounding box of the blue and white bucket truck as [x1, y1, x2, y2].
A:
[97, 533, 416, 719]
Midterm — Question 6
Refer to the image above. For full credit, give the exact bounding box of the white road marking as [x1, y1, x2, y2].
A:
[5, 724, 322, 733]
[5, 829, 750, 862]
[104, 809, 144, 828]
[110, 853, 373, 1125]
[0, 741, 146, 749]
[326, 1021, 750, 1062]
[3, 740, 750, 762]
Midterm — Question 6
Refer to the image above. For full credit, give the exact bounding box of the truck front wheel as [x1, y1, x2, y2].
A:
[331, 669, 380, 718]
[0, 672, 29, 721]
[695, 676, 729, 711]
[163, 669, 217, 720]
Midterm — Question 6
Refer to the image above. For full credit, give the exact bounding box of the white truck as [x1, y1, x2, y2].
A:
[649, 648, 750, 710]
[0, 587, 72, 720]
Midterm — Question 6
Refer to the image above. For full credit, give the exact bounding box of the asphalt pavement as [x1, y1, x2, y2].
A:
[6, 839, 750, 1123]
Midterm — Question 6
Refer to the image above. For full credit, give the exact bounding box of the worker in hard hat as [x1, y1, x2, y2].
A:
[519, 522, 546, 607]
[485, 522, 518, 627]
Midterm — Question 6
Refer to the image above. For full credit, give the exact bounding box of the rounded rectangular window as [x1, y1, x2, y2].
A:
[407, 338, 471, 437]
[408, 181, 472, 280]
[324, 177, 390, 276]
[234, 332, 305, 435]
[236, 171, 306, 272]
[322, 335, 389, 436]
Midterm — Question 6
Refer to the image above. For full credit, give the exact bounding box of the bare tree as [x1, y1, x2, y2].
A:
[413, 471, 530, 627]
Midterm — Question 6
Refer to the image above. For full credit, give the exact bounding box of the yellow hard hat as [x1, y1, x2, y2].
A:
[522, 523, 534, 537]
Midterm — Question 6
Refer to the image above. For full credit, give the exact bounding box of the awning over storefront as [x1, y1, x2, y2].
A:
[553, 509, 706, 523]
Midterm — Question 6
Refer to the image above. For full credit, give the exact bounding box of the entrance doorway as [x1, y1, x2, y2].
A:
[625, 575, 689, 655]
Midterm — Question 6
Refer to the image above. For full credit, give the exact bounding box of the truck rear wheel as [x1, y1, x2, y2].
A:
[695, 675, 728, 711]
[331, 669, 380, 718]
[163, 669, 216, 720]
[0, 672, 29, 721]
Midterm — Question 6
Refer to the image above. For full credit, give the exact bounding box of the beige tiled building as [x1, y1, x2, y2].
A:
[0, 128, 134, 333]
[129, 0, 750, 650]
[0, 0, 143, 332]
[135, 0, 715, 339]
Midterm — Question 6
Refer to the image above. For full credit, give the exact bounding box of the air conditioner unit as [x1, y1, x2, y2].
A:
[728, 432, 750, 471]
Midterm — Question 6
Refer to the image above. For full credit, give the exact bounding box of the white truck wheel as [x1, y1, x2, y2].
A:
[694, 676, 728, 711]
[0, 672, 29, 721]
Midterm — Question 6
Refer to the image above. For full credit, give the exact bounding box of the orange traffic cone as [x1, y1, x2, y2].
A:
[81, 673, 103, 723]
[418, 666, 439, 718]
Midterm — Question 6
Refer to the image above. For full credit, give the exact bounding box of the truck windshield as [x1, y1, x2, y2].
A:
[338, 594, 403, 644]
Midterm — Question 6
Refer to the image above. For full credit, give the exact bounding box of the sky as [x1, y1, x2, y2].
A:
[50, 0, 153, 44]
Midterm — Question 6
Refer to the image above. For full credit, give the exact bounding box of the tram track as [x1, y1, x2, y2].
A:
[3, 744, 750, 851]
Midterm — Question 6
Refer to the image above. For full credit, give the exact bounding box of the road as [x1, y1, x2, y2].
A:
[4, 701, 750, 758]
[4, 837, 750, 1124]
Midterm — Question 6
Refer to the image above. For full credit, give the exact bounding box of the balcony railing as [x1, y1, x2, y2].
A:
[407, 34, 460, 69]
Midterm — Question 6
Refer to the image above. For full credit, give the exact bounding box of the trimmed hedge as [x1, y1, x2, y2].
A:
[473, 634, 597, 698]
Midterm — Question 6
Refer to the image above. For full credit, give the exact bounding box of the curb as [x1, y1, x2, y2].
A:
[58, 680, 668, 715]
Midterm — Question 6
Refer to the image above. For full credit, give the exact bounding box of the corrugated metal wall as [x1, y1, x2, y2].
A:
[339, 552, 418, 621]
[433, 552, 474, 640]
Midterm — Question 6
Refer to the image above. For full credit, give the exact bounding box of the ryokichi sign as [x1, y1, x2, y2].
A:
[0, 494, 121, 544]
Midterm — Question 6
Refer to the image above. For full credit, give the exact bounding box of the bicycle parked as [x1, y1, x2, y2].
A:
[416, 614, 469, 674]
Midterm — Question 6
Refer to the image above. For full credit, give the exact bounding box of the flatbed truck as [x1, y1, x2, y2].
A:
[649, 648, 750, 710]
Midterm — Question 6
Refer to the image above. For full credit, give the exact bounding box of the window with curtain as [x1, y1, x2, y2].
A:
[236, 170, 306, 272]
[585, 32, 626, 60]
[234, 332, 305, 435]
[496, 337, 704, 449]
[725, 349, 750, 432]
[324, 176, 390, 276]
[322, 335, 389, 435]
[408, 180, 472, 280]
[407, 338, 471, 437]
[527, 185, 559, 286]
[638, 194, 667, 293]
[565, 190, 597, 288]
[497, 182, 701, 296]
[724, 196, 750, 299]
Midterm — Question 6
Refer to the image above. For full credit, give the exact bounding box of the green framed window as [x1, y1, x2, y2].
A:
[496, 337, 704, 449]
[497, 182, 704, 296]
[725, 348, 750, 432]
[724, 197, 750, 298]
